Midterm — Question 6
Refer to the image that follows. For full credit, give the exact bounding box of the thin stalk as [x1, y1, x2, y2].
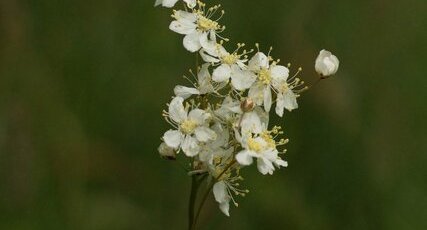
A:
[188, 175, 198, 230]
[191, 160, 237, 229]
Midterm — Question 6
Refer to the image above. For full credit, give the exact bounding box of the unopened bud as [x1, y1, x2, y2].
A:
[158, 142, 176, 160]
[240, 98, 255, 112]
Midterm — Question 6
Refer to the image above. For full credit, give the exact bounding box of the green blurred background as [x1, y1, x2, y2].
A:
[1, 0, 426, 229]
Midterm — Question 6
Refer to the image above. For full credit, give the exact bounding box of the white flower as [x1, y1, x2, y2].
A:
[315, 49, 339, 77]
[162, 97, 216, 156]
[214, 96, 242, 122]
[198, 123, 233, 163]
[200, 44, 256, 91]
[235, 130, 287, 175]
[239, 107, 269, 135]
[169, 8, 224, 52]
[248, 52, 290, 113]
[154, 0, 196, 8]
[174, 64, 216, 99]
[270, 66, 299, 117]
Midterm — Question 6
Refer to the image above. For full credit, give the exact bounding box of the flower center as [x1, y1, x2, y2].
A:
[222, 54, 238, 65]
[260, 132, 276, 149]
[258, 68, 271, 85]
[180, 119, 197, 134]
[247, 137, 262, 152]
[197, 16, 219, 31]
[279, 82, 289, 92]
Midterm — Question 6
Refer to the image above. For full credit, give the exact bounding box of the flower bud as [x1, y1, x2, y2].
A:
[315, 49, 339, 78]
[240, 98, 255, 112]
[158, 142, 176, 160]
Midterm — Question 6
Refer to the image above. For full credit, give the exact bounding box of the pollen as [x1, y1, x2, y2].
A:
[248, 137, 262, 152]
[260, 132, 276, 149]
[258, 68, 272, 85]
[222, 53, 238, 65]
[197, 16, 219, 31]
[180, 119, 197, 134]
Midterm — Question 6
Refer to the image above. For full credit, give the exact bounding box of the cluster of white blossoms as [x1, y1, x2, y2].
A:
[156, 0, 339, 217]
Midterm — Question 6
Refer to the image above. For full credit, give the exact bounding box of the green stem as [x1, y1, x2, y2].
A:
[188, 173, 208, 230]
[191, 160, 236, 229]
[188, 175, 198, 230]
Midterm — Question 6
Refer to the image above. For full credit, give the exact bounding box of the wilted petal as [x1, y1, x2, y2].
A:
[158, 142, 176, 159]
[163, 130, 183, 149]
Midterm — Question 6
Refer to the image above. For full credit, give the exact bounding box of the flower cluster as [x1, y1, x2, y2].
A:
[156, 0, 338, 217]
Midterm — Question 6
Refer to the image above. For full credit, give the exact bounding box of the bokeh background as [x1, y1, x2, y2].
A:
[1, 0, 426, 229]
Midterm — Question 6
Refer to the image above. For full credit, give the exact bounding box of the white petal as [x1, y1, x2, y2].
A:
[219, 202, 230, 217]
[271, 65, 289, 82]
[199, 48, 220, 63]
[248, 83, 264, 106]
[199, 32, 218, 56]
[275, 93, 285, 117]
[168, 97, 187, 123]
[212, 64, 231, 82]
[257, 157, 274, 175]
[315, 49, 339, 76]
[183, 32, 202, 52]
[183, 0, 197, 8]
[230, 66, 257, 90]
[181, 136, 200, 157]
[213, 181, 228, 203]
[188, 109, 210, 124]
[197, 63, 215, 94]
[174, 10, 197, 23]
[157, 0, 179, 7]
[169, 20, 196, 35]
[163, 130, 183, 149]
[263, 87, 272, 112]
[194, 126, 217, 142]
[274, 158, 288, 168]
[283, 90, 298, 111]
[174, 85, 199, 99]
[248, 52, 269, 71]
[240, 111, 263, 134]
[236, 150, 254, 166]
